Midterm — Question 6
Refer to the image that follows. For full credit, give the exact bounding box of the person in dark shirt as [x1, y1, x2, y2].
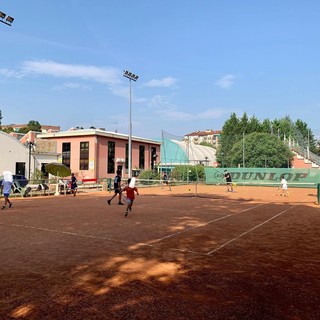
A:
[161, 173, 171, 191]
[107, 170, 124, 205]
[224, 170, 233, 192]
[70, 173, 78, 196]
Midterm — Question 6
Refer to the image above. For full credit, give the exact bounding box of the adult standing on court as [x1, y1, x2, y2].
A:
[224, 169, 233, 192]
[107, 170, 124, 205]
[162, 172, 171, 191]
[70, 173, 78, 196]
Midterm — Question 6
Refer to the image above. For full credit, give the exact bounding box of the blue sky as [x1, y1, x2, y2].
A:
[1, 0, 320, 139]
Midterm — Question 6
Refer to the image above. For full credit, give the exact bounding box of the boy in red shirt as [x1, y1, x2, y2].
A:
[121, 178, 139, 217]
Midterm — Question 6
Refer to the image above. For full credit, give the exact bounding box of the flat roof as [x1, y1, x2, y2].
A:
[38, 129, 161, 145]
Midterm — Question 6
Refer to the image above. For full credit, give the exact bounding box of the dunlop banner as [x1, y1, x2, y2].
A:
[205, 168, 320, 187]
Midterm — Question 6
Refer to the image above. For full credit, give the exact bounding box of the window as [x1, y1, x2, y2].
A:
[15, 162, 26, 176]
[79, 141, 89, 170]
[108, 141, 115, 174]
[62, 142, 71, 167]
[151, 147, 157, 170]
[139, 145, 145, 169]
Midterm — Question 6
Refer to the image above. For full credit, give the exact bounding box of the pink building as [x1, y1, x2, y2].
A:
[38, 129, 161, 180]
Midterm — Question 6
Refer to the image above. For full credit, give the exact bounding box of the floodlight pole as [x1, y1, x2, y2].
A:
[123, 70, 138, 178]
[27, 141, 35, 180]
[242, 132, 245, 168]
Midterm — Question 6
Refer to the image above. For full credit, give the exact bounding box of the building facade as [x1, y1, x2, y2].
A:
[184, 129, 221, 146]
[0, 131, 59, 179]
[38, 129, 161, 180]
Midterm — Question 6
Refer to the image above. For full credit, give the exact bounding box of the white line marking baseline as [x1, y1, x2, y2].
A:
[206, 203, 300, 255]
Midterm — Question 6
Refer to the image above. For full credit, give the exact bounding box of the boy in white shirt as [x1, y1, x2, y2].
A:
[279, 175, 289, 197]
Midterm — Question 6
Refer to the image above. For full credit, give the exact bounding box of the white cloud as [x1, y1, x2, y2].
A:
[196, 109, 228, 119]
[0, 68, 24, 78]
[149, 95, 230, 122]
[1, 60, 132, 96]
[164, 108, 230, 122]
[52, 82, 92, 91]
[215, 74, 236, 89]
[21, 60, 121, 85]
[144, 77, 178, 88]
[148, 95, 174, 108]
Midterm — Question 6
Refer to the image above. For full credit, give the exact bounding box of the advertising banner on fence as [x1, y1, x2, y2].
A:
[205, 168, 320, 187]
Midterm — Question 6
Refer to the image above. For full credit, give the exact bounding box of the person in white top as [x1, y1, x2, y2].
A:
[2, 180, 13, 209]
[279, 175, 289, 197]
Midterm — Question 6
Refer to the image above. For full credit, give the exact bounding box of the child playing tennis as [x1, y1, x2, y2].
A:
[121, 178, 139, 217]
[278, 175, 289, 196]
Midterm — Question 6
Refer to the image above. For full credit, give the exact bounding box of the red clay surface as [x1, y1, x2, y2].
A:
[0, 185, 319, 320]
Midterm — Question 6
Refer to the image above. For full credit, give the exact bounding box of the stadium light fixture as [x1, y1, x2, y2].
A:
[123, 70, 139, 178]
[0, 10, 14, 26]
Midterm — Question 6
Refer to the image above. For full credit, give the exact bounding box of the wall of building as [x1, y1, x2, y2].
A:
[41, 132, 160, 180]
[0, 131, 59, 179]
[0, 131, 29, 175]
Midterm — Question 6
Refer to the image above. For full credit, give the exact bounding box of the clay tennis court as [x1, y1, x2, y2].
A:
[1, 185, 319, 320]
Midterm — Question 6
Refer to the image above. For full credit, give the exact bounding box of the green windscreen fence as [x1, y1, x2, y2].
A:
[205, 168, 320, 188]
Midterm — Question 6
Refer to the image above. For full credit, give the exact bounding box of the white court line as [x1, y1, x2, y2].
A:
[0, 223, 154, 248]
[147, 203, 266, 245]
[206, 203, 300, 255]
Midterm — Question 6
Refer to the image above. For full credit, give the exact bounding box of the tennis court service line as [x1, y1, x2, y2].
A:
[0, 222, 154, 248]
[206, 203, 300, 255]
[147, 203, 266, 245]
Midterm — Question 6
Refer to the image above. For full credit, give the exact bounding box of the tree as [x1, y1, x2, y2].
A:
[199, 142, 214, 148]
[0, 110, 2, 126]
[18, 120, 42, 133]
[1, 126, 14, 134]
[294, 119, 317, 154]
[216, 112, 319, 166]
[171, 165, 205, 181]
[247, 115, 262, 133]
[230, 132, 293, 168]
[216, 113, 242, 166]
[261, 119, 273, 134]
[272, 116, 294, 140]
[27, 120, 41, 132]
[18, 127, 29, 134]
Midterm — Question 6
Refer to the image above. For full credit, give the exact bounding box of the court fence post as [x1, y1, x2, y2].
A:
[317, 183, 320, 205]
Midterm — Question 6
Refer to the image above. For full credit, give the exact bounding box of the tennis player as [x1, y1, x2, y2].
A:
[161, 173, 171, 191]
[107, 170, 124, 205]
[224, 170, 233, 192]
[121, 178, 139, 217]
[279, 175, 289, 196]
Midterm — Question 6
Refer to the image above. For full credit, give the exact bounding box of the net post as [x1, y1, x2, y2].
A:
[317, 183, 320, 205]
